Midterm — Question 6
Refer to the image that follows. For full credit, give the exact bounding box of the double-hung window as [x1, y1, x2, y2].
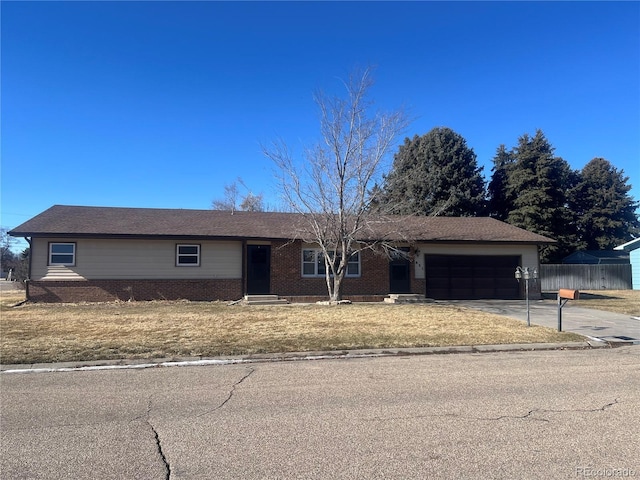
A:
[176, 244, 200, 266]
[302, 249, 360, 277]
[345, 252, 360, 276]
[49, 243, 76, 266]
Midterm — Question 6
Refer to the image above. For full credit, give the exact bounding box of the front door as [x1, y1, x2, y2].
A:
[389, 247, 411, 293]
[247, 245, 271, 294]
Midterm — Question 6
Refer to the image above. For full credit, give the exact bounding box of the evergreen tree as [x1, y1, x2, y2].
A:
[487, 144, 515, 221]
[380, 127, 486, 216]
[568, 157, 639, 250]
[507, 130, 579, 263]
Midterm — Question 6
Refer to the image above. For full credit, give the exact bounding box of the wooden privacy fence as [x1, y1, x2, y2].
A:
[540, 264, 632, 291]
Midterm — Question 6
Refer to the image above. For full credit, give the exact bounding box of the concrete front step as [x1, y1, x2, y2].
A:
[384, 294, 434, 304]
[244, 295, 290, 305]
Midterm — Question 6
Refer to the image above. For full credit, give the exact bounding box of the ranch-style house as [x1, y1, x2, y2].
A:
[9, 205, 554, 303]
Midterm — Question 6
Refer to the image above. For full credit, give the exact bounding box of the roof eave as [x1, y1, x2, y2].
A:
[414, 239, 555, 245]
[7, 232, 294, 241]
[614, 238, 640, 251]
[11, 232, 555, 245]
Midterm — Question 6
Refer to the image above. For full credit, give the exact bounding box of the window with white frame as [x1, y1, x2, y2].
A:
[301, 249, 360, 277]
[49, 242, 76, 266]
[176, 244, 200, 266]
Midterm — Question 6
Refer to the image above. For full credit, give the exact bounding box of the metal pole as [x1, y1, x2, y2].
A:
[557, 293, 562, 332]
[525, 277, 530, 327]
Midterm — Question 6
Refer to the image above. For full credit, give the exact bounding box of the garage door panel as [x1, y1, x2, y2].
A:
[456, 278, 474, 289]
[495, 277, 517, 288]
[474, 288, 496, 298]
[425, 254, 520, 300]
[496, 288, 519, 298]
[451, 288, 474, 299]
[427, 289, 451, 299]
[428, 268, 449, 278]
[475, 267, 494, 277]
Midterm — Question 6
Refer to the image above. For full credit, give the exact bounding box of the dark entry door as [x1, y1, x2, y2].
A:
[389, 248, 411, 293]
[247, 245, 271, 294]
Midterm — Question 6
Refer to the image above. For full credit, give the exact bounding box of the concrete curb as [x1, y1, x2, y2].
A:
[0, 340, 617, 374]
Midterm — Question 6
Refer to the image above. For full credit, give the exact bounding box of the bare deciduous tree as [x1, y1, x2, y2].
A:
[263, 68, 409, 302]
[239, 192, 264, 212]
[212, 178, 264, 212]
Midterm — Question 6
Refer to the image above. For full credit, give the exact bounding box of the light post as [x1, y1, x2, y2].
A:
[515, 266, 538, 327]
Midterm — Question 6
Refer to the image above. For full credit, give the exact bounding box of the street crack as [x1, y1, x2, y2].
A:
[145, 399, 171, 480]
[485, 398, 620, 422]
[365, 399, 620, 424]
[197, 367, 255, 417]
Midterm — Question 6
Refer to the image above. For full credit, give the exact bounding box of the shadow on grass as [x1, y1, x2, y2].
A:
[541, 291, 623, 300]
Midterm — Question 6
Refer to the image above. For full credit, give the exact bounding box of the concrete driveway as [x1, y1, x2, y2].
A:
[445, 298, 640, 345]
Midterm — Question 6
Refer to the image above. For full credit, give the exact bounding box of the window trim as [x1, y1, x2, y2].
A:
[176, 244, 201, 267]
[301, 248, 360, 278]
[49, 242, 76, 266]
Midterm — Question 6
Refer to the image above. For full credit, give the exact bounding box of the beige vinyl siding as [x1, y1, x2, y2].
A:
[414, 243, 539, 279]
[32, 238, 242, 280]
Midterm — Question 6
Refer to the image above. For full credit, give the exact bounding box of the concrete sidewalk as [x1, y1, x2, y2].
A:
[446, 299, 640, 345]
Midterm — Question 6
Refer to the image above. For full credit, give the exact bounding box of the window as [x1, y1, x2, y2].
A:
[302, 249, 360, 277]
[176, 244, 200, 266]
[346, 252, 360, 275]
[49, 243, 76, 266]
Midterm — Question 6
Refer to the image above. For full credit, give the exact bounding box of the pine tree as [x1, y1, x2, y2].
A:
[380, 127, 486, 216]
[507, 130, 579, 263]
[569, 157, 639, 250]
[487, 144, 515, 221]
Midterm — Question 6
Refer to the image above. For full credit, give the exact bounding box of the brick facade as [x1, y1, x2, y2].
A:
[271, 240, 423, 301]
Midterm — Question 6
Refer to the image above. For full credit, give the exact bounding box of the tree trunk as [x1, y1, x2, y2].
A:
[330, 274, 343, 303]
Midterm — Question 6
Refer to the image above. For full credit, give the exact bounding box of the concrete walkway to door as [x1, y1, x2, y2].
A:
[445, 298, 640, 345]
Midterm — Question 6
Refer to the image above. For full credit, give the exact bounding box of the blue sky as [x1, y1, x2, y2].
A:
[2, 1, 639, 251]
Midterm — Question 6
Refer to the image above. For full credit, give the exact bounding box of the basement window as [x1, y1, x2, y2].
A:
[176, 244, 200, 266]
[49, 243, 76, 266]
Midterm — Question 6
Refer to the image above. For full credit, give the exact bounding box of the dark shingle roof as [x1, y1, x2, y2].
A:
[9, 205, 555, 244]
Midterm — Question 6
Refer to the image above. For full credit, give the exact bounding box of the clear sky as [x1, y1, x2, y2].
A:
[2, 1, 639, 251]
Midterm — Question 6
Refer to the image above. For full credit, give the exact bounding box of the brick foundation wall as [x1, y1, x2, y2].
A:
[27, 279, 243, 303]
[282, 295, 388, 303]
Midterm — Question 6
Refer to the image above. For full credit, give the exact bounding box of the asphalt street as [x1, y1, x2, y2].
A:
[2, 347, 639, 479]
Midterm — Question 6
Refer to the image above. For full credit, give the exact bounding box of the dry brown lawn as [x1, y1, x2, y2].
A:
[0, 290, 587, 365]
[568, 290, 640, 316]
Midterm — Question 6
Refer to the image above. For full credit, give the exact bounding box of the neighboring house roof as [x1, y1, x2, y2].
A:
[562, 250, 630, 264]
[614, 237, 640, 252]
[9, 205, 556, 244]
